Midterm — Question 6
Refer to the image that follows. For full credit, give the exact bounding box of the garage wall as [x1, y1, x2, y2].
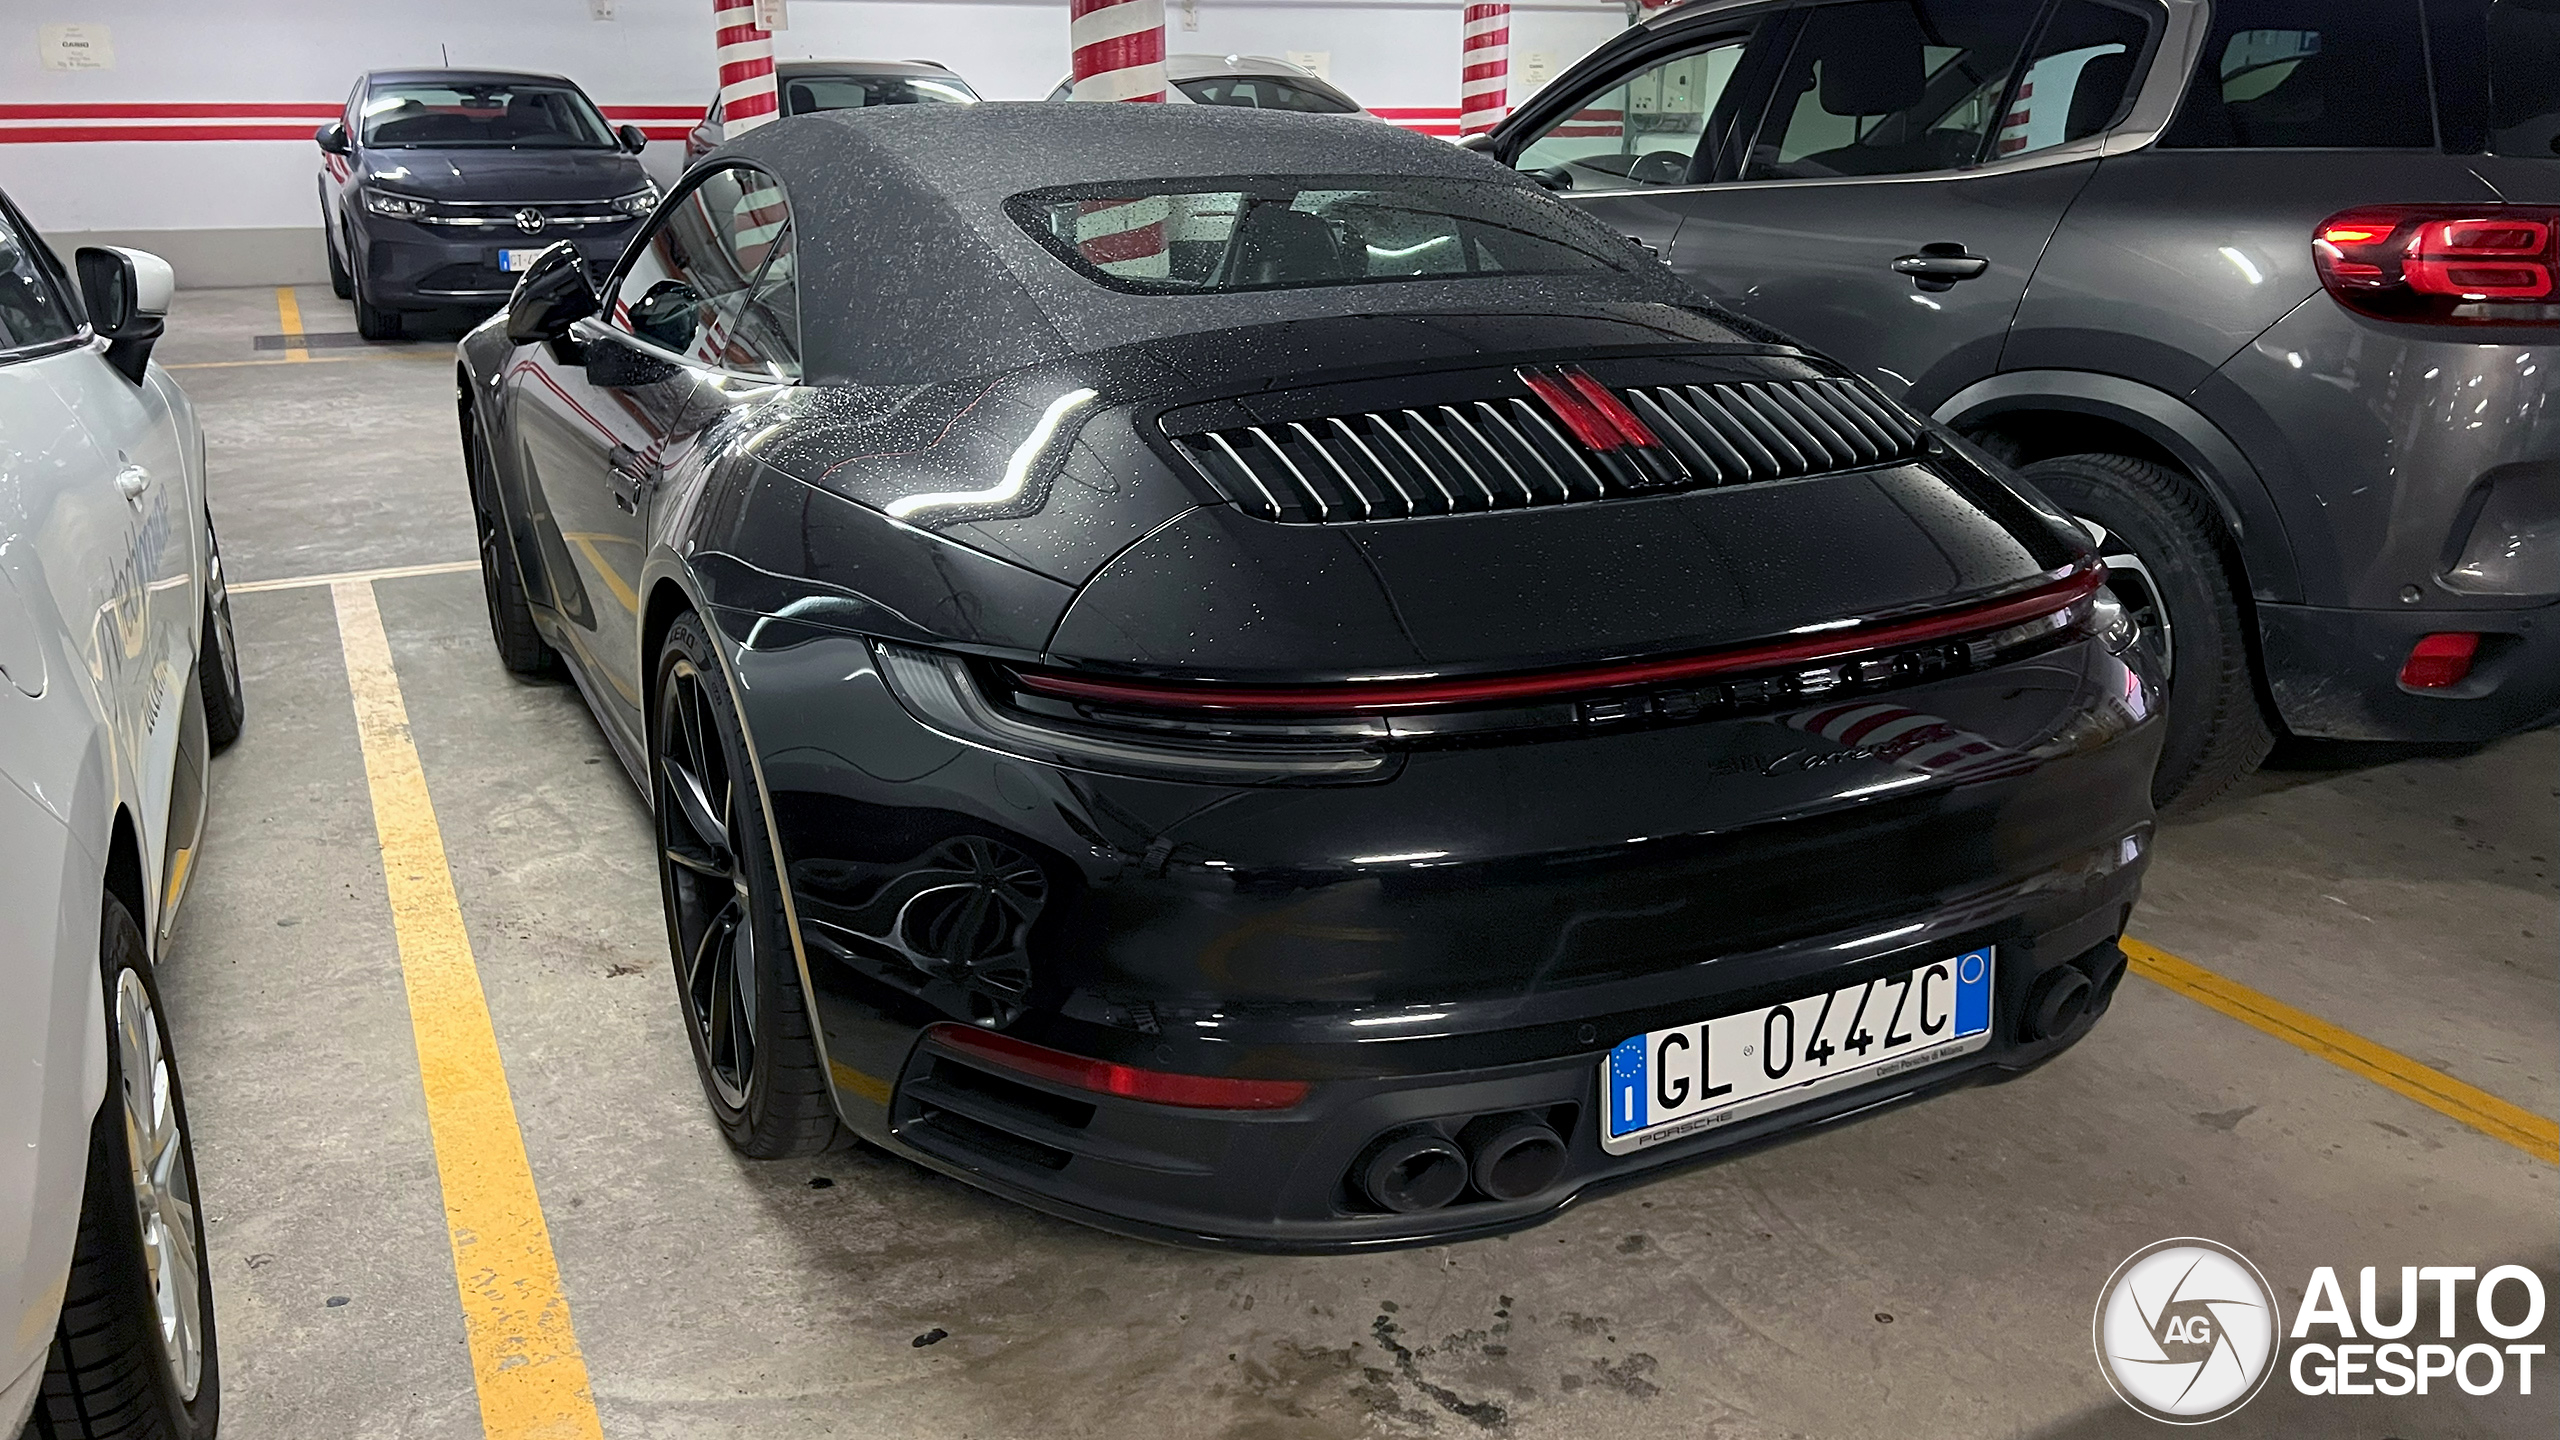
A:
[3, 0, 1630, 287]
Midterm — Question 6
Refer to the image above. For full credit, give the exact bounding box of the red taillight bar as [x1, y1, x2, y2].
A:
[1014, 567, 2104, 715]
[926, 1023, 1311, 1110]
[2399, 632, 2480, 690]
[1562, 369, 1663, 448]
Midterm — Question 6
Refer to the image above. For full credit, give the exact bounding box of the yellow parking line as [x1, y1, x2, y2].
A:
[2126, 938, 2559, 1164]
[274, 286, 310, 363]
[332, 580, 606, 1440]
[562, 533, 639, 615]
[231, 559, 478, 595]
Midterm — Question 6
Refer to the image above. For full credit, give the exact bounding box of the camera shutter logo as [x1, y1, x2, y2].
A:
[2094, 1238, 2281, 1423]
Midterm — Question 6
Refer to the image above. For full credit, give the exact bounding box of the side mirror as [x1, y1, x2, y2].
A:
[75, 247, 173, 384]
[1454, 132, 1493, 153]
[316, 122, 351, 155]
[503, 244, 599, 345]
[617, 123, 649, 153]
[1531, 165, 1574, 192]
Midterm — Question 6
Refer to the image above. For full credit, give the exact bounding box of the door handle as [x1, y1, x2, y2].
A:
[1891, 243, 1991, 292]
[115, 463, 151, 501]
[607, 446, 657, 514]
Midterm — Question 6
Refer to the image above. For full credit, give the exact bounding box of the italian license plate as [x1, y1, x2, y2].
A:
[498, 248, 543, 272]
[1601, 947, 1994, 1155]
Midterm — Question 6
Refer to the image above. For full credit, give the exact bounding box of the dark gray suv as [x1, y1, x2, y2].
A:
[1484, 0, 2557, 807]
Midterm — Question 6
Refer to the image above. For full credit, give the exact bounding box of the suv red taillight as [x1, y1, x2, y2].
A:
[2315, 206, 2560, 325]
[2399, 632, 2481, 690]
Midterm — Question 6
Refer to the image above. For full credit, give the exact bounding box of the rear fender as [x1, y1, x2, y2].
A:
[1934, 370, 2302, 603]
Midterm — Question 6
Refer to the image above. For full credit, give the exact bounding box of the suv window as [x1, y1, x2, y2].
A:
[1514, 39, 1748, 187]
[0, 209, 79, 355]
[2490, 0, 2560, 156]
[783, 73, 977, 114]
[1994, 0, 2158, 159]
[2160, 0, 2434, 148]
[1745, 0, 2045, 179]
[612, 165, 799, 377]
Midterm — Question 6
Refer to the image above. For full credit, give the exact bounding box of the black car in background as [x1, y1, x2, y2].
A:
[457, 104, 2160, 1249]
[684, 60, 979, 166]
[317, 69, 658, 340]
[1485, 0, 2560, 809]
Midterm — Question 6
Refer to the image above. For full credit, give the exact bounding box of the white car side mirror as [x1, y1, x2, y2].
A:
[74, 246, 173, 383]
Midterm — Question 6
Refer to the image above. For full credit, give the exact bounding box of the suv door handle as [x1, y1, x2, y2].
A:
[115, 463, 151, 501]
[1891, 243, 1990, 292]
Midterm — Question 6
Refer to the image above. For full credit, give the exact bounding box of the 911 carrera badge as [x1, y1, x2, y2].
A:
[514, 207, 546, 234]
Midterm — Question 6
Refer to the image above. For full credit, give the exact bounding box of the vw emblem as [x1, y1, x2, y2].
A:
[513, 207, 546, 234]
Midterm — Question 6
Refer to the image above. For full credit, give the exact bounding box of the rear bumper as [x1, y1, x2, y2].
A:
[866, 893, 2140, 1252]
[2258, 600, 2560, 742]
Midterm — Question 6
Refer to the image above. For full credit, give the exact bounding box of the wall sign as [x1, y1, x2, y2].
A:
[39, 23, 114, 71]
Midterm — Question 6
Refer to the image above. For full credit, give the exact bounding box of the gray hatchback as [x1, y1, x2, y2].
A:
[1484, 0, 2557, 807]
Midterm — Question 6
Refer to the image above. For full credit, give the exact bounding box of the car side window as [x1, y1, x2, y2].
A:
[1514, 39, 1748, 187]
[1993, 0, 2159, 160]
[2159, 0, 2434, 148]
[0, 208, 79, 355]
[1742, 0, 2044, 180]
[713, 213, 799, 382]
[610, 164, 795, 375]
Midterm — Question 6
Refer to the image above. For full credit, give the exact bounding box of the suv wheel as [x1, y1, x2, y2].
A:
[322, 213, 353, 301]
[2017, 453, 2275, 812]
[352, 277, 402, 342]
[25, 898, 219, 1440]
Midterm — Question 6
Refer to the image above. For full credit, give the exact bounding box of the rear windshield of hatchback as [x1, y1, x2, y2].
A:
[1010, 177, 1630, 295]
[361, 82, 616, 149]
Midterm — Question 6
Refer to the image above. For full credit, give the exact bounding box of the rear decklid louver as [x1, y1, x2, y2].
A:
[1168, 366, 1927, 525]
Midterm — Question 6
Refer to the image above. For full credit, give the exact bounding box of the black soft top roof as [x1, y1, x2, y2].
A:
[719, 102, 1686, 386]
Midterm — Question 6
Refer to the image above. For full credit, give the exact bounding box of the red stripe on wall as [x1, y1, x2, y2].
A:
[0, 124, 328, 143]
[0, 103, 340, 120]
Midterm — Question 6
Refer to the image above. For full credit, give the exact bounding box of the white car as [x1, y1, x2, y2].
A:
[1044, 53, 1370, 115]
[0, 189, 239, 1440]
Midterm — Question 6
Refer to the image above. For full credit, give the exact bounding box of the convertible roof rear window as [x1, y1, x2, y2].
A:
[1009, 177, 1630, 295]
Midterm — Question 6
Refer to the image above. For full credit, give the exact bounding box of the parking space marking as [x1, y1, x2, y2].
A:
[274, 286, 310, 362]
[2126, 938, 2559, 1164]
[231, 559, 478, 594]
[333, 580, 607, 1440]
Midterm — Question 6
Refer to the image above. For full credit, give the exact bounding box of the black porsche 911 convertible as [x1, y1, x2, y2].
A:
[456, 102, 2161, 1250]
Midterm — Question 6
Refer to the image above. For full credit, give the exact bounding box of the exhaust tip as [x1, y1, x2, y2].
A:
[1356, 1132, 1470, 1213]
[1459, 1113, 1568, 1202]
[2028, 967, 2095, 1040]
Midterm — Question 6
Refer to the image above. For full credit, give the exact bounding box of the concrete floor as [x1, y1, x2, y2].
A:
[151, 286, 2554, 1440]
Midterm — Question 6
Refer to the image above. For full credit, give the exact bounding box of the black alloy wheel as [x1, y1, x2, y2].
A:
[651, 614, 838, 1158]
[464, 414, 557, 677]
[197, 521, 245, 750]
[2018, 452, 2275, 812]
[25, 898, 220, 1440]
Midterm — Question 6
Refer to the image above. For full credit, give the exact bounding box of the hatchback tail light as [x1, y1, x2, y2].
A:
[2314, 206, 2560, 325]
[2399, 632, 2481, 689]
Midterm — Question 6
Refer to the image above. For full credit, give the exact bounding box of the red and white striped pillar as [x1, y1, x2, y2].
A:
[713, 0, 780, 140]
[1069, 0, 1169, 102]
[1460, 3, 1511, 137]
[1069, 0, 1170, 279]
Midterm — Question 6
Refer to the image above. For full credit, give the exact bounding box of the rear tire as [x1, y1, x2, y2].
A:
[464, 411, 556, 677]
[653, 614, 840, 1160]
[197, 522, 244, 751]
[2017, 452, 2274, 812]
[24, 899, 219, 1440]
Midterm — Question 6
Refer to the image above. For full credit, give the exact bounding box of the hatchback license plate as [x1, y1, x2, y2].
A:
[498, 248, 543, 272]
[1601, 947, 1994, 1155]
